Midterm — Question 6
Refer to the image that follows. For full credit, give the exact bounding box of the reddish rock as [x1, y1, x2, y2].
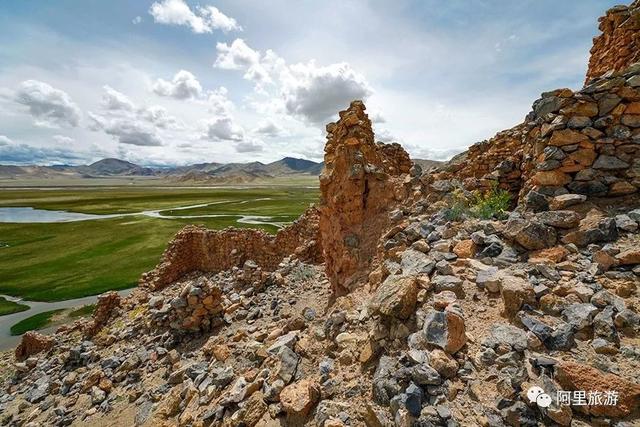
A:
[556, 360, 640, 417]
[369, 275, 418, 320]
[280, 379, 320, 417]
[549, 129, 589, 147]
[528, 246, 569, 264]
[15, 331, 54, 361]
[616, 249, 640, 265]
[140, 208, 322, 291]
[453, 239, 477, 258]
[586, 1, 640, 83]
[318, 101, 411, 295]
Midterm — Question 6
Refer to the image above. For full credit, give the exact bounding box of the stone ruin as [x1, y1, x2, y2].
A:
[140, 207, 322, 291]
[319, 100, 412, 295]
[586, 0, 640, 83]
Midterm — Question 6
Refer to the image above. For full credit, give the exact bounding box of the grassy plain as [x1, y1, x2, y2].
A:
[0, 297, 29, 316]
[0, 185, 318, 302]
[10, 309, 65, 335]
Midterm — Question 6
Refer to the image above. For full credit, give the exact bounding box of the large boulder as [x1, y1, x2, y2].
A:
[504, 216, 557, 250]
[562, 210, 618, 246]
[369, 275, 418, 320]
[280, 379, 321, 417]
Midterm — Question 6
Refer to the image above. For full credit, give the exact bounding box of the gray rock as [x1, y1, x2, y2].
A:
[267, 331, 297, 353]
[411, 364, 441, 386]
[373, 356, 400, 406]
[400, 249, 435, 276]
[562, 303, 598, 330]
[432, 275, 463, 295]
[476, 267, 501, 292]
[276, 346, 299, 384]
[550, 194, 586, 209]
[536, 210, 580, 229]
[629, 209, 640, 223]
[593, 306, 617, 340]
[26, 376, 50, 403]
[489, 324, 528, 352]
[615, 214, 638, 232]
[593, 155, 629, 170]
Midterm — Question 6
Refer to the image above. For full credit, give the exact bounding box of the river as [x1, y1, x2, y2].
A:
[0, 289, 133, 351]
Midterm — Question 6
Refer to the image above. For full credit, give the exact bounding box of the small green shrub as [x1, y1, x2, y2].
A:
[444, 184, 511, 221]
[469, 185, 512, 220]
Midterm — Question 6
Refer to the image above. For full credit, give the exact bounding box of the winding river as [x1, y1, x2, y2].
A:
[0, 289, 133, 351]
[0, 199, 290, 350]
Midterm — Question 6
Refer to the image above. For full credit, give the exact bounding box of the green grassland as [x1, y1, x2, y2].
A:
[0, 186, 318, 302]
[0, 297, 29, 316]
[10, 309, 64, 335]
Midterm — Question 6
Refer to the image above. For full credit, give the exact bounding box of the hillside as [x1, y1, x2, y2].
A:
[2, 2, 640, 427]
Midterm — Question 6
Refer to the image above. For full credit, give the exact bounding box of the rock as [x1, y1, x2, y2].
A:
[555, 360, 640, 417]
[489, 324, 528, 352]
[504, 216, 556, 250]
[562, 303, 598, 330]
[26, 376, 50, 403]
[369, 274, 418, 320]
[267, 331, 298, 354]
[411, 364, 441, 386]
[593, 155, 629, 170]
[276, 346, 300, 384]
[15, 331, 55, 362]
[453, 240, 476, 258]
[549, 194, 586, 210]
[528, 246, 569, 264]
[500, 275, 535, 316]
[476, 266, 501, 292]
[536, 211, 580, 229]
[616, 249, 640, 265]
[429, 349, 458, 378]
[431, 275, 463, 296]
[372, 356, 400, 406]
[562, 211, 617, 246]
[280, 379, 320, 417]
[91, 386, 106, 405]
[400, 249, 435, 276]
[549, 129, 588, 146]
[422, 307, 466, 354]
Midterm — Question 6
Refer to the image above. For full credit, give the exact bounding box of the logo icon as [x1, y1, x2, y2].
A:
[527, 386, 552, 408]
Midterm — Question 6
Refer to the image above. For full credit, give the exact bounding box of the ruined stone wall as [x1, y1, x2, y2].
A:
[427, 64, 640, 209]
[520, 70, 640, 201]
[586, 1, 640, 84]
[319, 101, 412, 295]
[140, 207, 322, 291]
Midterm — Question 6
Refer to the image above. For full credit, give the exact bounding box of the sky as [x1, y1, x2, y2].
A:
[0, 0, 622, 166]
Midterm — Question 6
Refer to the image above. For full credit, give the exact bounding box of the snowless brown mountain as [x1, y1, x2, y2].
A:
[2, 2, 640, 426]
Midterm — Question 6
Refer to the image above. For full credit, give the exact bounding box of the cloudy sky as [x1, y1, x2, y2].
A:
[0, 0, 620, 166]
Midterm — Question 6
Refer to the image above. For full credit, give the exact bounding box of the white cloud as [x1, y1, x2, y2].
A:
[214, 39, 271, 85]
[215, 39, 372, 125]
[152, 70, 203, 100]
[52, 135, 74, 144]
[204, 116, 244, 141]
[0, 135, 13, 145]
[281, 61, 372, 124]
[102, 85, 135, 111]
[206, 87, 234, 115]
[138, 105, 183, 129]
[14, 80, 81, 128]
[132, 16, 142, 25]
[149, 0, 241, 34]
[234, 138, 265, 153]
[253, 118, 284, 137]
[101, 118, 163, 147]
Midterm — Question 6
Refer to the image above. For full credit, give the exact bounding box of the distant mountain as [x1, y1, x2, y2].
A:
[413, 158, 444, 171]
[0, 156, 442, 183]
[78, 158, 156, 177]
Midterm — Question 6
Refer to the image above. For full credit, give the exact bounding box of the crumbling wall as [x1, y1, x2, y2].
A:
[319, 100, 412, 295]
[140, 207, 321, 291]
[586, 1, 640, 84]
[427, 64, 640, 209]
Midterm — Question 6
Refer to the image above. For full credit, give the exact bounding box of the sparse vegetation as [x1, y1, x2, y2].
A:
[445, 184, 511, 221]
[68, 304, 95, 318]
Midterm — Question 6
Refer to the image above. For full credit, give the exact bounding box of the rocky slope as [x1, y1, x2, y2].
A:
[1, 3, 640, 427]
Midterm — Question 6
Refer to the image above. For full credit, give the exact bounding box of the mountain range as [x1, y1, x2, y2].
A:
[0, 157, 441, 183]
